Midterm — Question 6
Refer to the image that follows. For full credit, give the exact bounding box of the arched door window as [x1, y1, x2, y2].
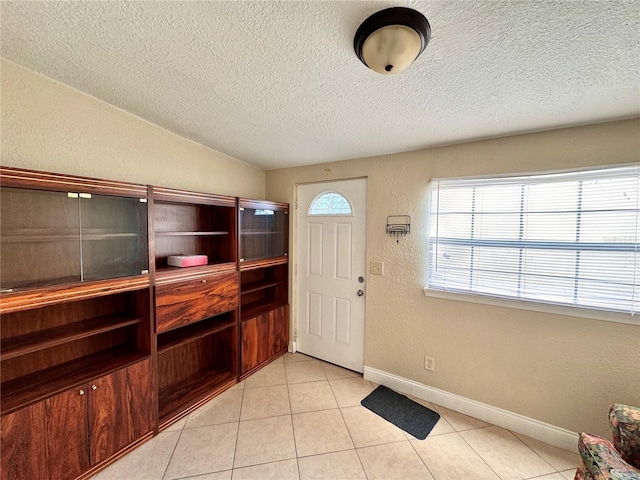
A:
[308, 191, 353, 215]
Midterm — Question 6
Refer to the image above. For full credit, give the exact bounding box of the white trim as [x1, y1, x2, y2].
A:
[363, 366, 579, 453]
[423, 288, 638, 326]
[290, 340, 297, 353]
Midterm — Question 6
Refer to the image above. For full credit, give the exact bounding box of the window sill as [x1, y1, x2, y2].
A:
[422, 287, 638, 326]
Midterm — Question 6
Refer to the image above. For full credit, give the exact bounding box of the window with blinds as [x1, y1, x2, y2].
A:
[427, 165, 639, 315]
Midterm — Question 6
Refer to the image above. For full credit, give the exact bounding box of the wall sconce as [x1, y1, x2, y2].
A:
[354, 7, 431, 74]
[386, 215, 411, 243]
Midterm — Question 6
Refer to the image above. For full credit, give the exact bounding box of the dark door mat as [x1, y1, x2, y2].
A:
[361, 385, 441, 440]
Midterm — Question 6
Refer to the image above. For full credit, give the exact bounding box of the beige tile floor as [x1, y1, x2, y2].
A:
[94, 353, 579, 480]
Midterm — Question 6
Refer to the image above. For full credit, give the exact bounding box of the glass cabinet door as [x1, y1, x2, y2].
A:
[240, 207, 287, 261]
[0, 188, 148, 291]
[79, 194, 148, 281]
[1, 187, 81, 291]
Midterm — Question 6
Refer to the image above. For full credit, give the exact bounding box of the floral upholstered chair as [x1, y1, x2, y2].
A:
[575, 404, 640, 480]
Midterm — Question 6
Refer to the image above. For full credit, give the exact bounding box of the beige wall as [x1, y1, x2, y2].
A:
[1, 59, 264, 198]
[266, 118, 640, 437]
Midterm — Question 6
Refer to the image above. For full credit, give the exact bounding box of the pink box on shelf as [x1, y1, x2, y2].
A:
[167, 255, 208, 268]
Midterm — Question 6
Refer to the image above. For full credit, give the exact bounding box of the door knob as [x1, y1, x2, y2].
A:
[357, 290, 365, 296]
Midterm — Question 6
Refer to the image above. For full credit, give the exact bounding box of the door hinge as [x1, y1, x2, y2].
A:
[295, 200, 298, 209]
[294, 328, 297, 341]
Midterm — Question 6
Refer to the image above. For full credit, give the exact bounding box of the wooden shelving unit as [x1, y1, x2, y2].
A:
[238, 199, 290, 377]
[0, 167, 153, 480]
[0, 167, 291, 480]
[151, 186, 239, 427]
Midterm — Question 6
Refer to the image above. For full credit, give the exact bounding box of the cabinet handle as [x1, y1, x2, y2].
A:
[202, 280, 207, 283]
[91, 385, 97, 390]
[79, 389, 85, 395]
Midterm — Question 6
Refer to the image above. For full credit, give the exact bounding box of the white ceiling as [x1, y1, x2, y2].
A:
[1, 1, 639, 170]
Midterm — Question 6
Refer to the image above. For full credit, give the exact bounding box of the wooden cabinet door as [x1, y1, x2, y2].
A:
[45, 388, 90, 480]
[268, 305, 289, 358]
[241, 315, 269, 374]
[88, 359, 153, 465]
[1, 401, 47, 480]
[123, 359, 154, 441]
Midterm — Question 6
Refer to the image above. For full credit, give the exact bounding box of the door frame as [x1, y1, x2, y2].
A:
[291, 177, 368, 365]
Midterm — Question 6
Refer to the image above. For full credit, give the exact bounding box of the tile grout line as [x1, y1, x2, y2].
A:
[407, 434, 438, 480]
[455, 426, 506, 480]
[160, 420, 187, 480]
[284, 369, 301, 479]
[510, 431, 568, 474]
[230, 382, 247, 472]
[327, 373, 370, 479]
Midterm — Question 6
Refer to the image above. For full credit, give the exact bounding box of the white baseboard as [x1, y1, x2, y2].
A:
[363, 366, 578, 453]
[290, 340, 297, 353]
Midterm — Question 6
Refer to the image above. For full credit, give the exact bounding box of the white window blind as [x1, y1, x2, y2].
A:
[427, 165, 639, 315]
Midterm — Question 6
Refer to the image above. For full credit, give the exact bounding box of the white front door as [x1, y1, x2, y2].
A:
[296, 178, 367, 372]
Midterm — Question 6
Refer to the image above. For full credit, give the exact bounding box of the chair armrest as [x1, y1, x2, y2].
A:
[610, 404, 640, 469]
[578, 432, 640, 479]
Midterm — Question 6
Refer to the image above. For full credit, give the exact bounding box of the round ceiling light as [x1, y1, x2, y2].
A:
[354, 7, 431, 75]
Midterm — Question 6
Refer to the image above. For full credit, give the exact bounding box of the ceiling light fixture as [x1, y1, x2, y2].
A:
[354, 7, 431, 75]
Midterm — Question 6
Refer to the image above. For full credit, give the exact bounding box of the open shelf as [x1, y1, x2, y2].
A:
[1, 314, 142, 360]
[1, 347, 149, 414]
[158, 367, 236, 422]
[241, 300, 287, 321]
[157, 314, 236, 353]
[239, 262, 287, 321]
[241, 279, 283, 295]
[157, 314, 236, 423]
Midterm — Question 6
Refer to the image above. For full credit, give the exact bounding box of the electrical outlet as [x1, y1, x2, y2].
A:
[425, 356, 435, 372]
[370, 261, 383, 275]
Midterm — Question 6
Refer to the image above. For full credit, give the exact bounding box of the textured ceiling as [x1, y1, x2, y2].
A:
[1, 1, 639, 170]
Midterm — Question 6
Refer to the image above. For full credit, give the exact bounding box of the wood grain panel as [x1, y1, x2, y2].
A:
[0, 277, 150, 314]
[88, 369, 130, 465]
[86, 361, 153, 464]
[268, 305, 290, 358]
[239, 199, 288, 211]
[152, 187, 236, 207]
[155, 272, 238, 333]
[241, 315, 269, 374]
[0, 166, 147, 198]
[0, 401, 47, 480]
[154, 262, 236, 285]
[45, 388, 90, 480]
[239, 256, 288, 272]
[157, 336, 214, 390]
[123, 359, 154, 442]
